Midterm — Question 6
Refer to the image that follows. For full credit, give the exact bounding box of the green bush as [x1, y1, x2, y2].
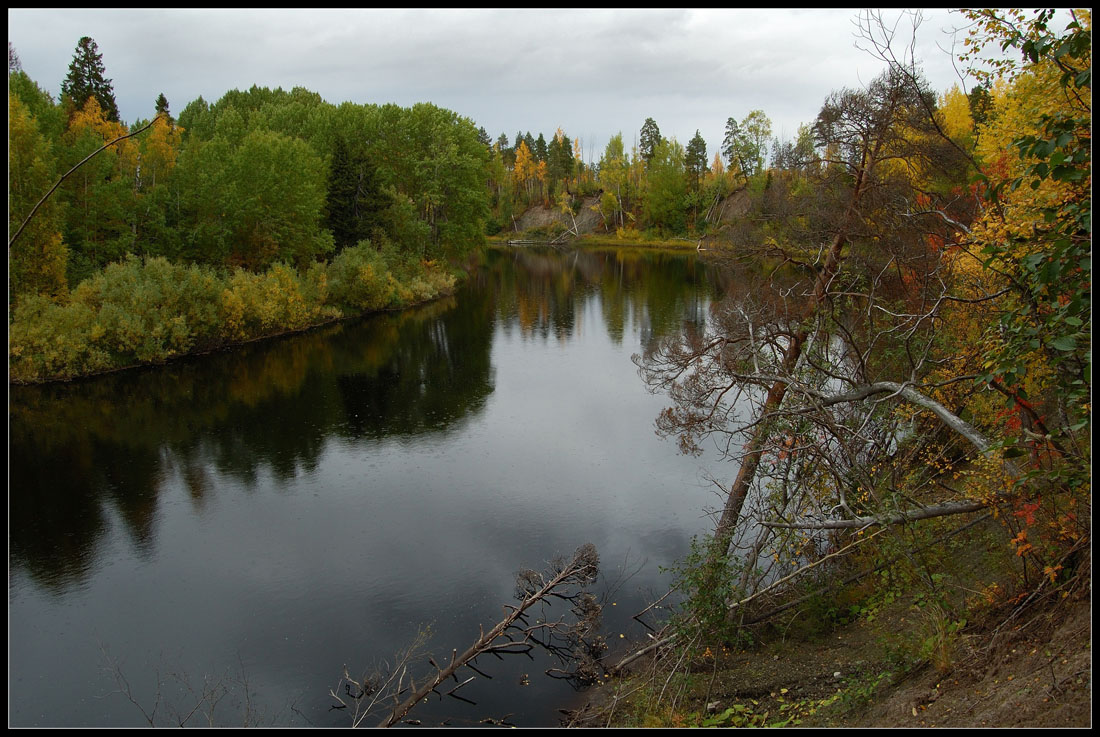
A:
[325, 241, 400, 312]
[75, 256, 226, 361]
[9, 295, 112, 382]
[9, 248, 453, 383]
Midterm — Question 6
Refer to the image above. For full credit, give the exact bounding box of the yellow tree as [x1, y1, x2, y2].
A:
[512, 139, 535, 201]
[535, 160, 549, 205]
[8, 93, 68, 303]
[61, 96, 137, 276]
[137, 116, 184, 191]
[936, 84, 975, 149]
[943, 9, 1091, 568]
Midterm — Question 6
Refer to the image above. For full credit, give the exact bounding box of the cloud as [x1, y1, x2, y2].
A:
[9, 8, 975, 160]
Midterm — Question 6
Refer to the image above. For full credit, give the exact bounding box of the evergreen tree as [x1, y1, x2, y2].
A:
[61, 36, 120, 122]
[9, 42, 21, 73]
[639, 117, 661, 163]
[685, 129, 708, 190]
[548, 128, 574, 185]
[721, 116, 741, 170]
[155, 92, 171, 122]
[324, 135, 386, 251]
[497, 133, 514, 168]
[534, 132, 548, 162]
[477, 126, 491, 148]
[967, 83, 993, 126]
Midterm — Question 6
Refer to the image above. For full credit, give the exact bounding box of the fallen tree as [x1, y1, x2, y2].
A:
[329, 543, 603, 727]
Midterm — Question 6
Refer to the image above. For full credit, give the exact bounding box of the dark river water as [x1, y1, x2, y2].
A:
[9, 246, 736, 727]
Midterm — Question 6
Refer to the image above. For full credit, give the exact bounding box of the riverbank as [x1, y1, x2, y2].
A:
[489, 232, 707, 251]
[565, 520, 1091, 727]
[9, 246, 462, 385]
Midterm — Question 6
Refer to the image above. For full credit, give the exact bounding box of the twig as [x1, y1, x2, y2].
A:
[9, 114, 165, 248]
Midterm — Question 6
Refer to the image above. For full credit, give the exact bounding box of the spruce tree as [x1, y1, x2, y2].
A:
[685, 130, 708, 190]
[61, 36, 120, 122]
[639, 117, 661, 163]
[155, 92, 171, 122]
[534, 132, 548, 162]
[325, 136, 386, 251]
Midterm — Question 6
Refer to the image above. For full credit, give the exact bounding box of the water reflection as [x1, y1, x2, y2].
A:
[492, 247, 720, 349]
[9, 245, 731, 727]
[10, 292, 494, 589]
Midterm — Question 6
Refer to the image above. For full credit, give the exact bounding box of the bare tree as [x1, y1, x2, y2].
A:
[634, 61, 991, 623]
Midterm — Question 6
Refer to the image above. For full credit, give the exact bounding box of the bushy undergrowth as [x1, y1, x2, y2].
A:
[10, 244, 456, 383]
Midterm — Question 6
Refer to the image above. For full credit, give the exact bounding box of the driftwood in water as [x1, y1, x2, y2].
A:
[508, 211, 580, 248]
[330, 544, 602, 727]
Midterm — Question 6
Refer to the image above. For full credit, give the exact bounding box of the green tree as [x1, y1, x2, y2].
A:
[721, 116, 742, 172]
[723, 110, 772, 178]
[325, 134, 387, 251]
[177, 128, 330, 269]
[742, 110, 772, 175]
[9, 93, 69, 304]
[60, 36, 120, 122]
[59, 97, 137, 281]
[967, 83, 993, 128]
[685, 129, 708, 191]
[534, 132, 548, 162]
[642, 138, 687, 232]
[155, 92, 172, 123]
[639, 117, 661, 164]
[547, 127, 574, 194]
[597, 133, 630, 229]
[9, 69, 66, 142]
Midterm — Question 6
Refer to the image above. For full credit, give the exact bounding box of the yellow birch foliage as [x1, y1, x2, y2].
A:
[936, 84, 975, 147]
[513, 140, 534, 194]
[8, 93, 69, 303]
[138, 117, 184, 189]
[67, 96, 135, 170]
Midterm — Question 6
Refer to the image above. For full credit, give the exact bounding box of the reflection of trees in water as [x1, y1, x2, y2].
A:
[9, 432, 109, 590]
[487, 246, 724, 349]
[9, 292, 494, 589]
[10, 247, 727, 590]
[337, 286, 494, 440]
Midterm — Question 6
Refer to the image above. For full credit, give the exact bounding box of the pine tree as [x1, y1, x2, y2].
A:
[325, 135, 386, 251]
[61, 36, 120, 122]
[155, 92, 171, 122]
[639, 117, 661, 164]
[9, 42, 21, 73]
[685, 130, 708, 191]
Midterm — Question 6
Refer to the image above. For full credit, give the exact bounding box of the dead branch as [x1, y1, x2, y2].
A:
[335, 543, 601, 727]
[9, 114, 166, 249]
[762, 499, 989, 530]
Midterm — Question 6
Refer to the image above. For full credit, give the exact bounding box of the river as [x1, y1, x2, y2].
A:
[9, 245, 736, 727]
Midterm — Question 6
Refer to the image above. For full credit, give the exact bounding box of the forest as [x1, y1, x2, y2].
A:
[9, 37, 487, 382]
[7, 8, 1092, 726]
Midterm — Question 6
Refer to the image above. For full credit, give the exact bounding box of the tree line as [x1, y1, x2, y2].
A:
[9, 37, 491, 382]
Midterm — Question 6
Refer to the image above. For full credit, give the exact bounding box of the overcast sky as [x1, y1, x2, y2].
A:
[9, 8, 982, 163]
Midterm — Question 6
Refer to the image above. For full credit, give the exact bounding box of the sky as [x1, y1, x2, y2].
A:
[9, 8, 985, 164]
